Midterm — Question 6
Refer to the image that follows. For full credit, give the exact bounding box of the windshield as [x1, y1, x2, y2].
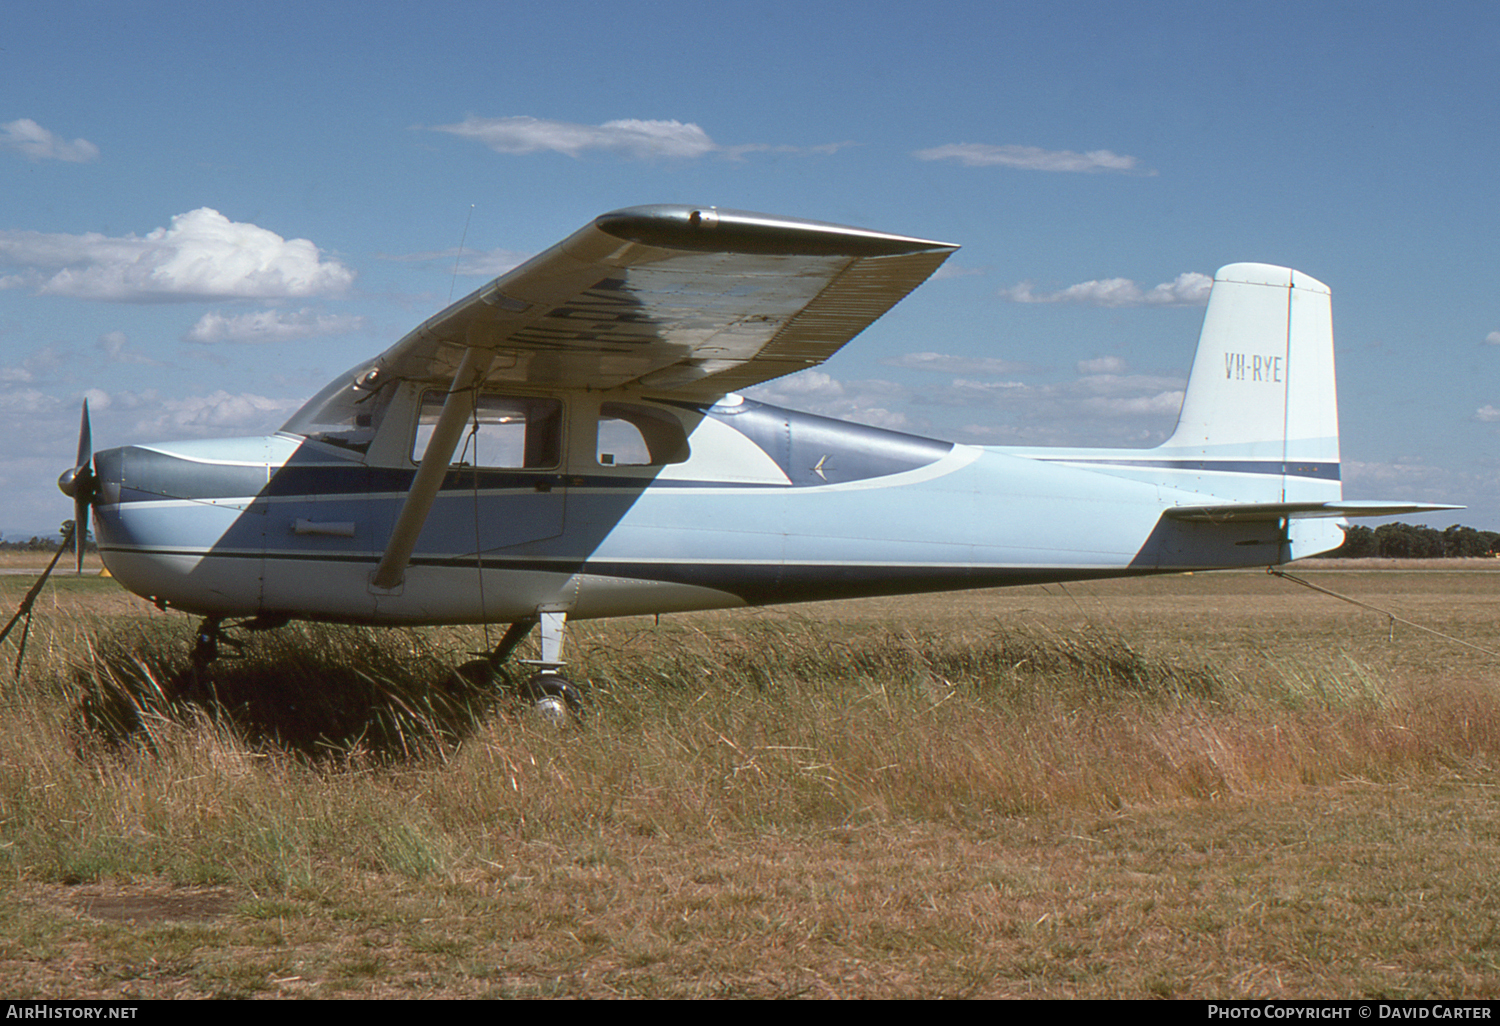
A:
[280, 361, 394, 453]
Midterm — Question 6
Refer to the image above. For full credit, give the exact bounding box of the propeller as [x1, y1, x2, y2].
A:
[56, 399, 94, 574]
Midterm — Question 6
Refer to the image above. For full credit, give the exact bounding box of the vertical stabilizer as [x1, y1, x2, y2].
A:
[1158, 263, 1341, 506]
[1153, 263, 1344, 558]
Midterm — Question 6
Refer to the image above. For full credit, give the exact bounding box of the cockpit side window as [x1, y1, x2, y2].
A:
[596, 402, 690, 466]
[413, 392, 563, 469]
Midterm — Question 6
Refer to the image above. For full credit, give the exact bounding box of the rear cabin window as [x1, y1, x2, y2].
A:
[413, 392, 562, 469]
[596, 402, 690, 467]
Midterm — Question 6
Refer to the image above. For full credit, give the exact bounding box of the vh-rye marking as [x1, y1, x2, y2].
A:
[1225, 352, 1284, 383]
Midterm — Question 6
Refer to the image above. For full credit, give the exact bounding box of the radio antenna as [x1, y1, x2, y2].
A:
[449, 204, 475, 304]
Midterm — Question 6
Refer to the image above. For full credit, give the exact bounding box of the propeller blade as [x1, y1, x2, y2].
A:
[72, 400, 92, 573]
[76, 398, 92, 469]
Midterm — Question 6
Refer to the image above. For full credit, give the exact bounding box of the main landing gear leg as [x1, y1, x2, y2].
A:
[192, 617, 225, 674]
[520, 610, 580, 724]
[486, 618, 537, 671]
[181, 616, 240, 698]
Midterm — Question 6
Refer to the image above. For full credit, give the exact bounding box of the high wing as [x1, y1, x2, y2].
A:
[372, 205, 958, 399]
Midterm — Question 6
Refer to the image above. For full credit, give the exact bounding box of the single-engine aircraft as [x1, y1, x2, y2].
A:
[56, 205, 1457, 713]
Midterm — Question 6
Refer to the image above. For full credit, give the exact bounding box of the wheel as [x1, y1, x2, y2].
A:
[522, 670, 581, 725]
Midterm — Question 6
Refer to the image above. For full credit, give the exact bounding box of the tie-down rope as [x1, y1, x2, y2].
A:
[1267, 566, 1500, 658]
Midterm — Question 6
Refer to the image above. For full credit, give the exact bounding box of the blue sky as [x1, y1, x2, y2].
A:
[3, 0, 1497, 536]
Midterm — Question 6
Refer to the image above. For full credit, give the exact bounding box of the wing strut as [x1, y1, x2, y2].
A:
[371, 347, 492, 591]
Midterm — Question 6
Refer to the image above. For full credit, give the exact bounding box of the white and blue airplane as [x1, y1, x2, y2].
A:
[57, 205, 1455, 709]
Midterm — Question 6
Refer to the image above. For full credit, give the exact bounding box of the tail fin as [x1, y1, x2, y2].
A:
[1149, 264, 1460, 560]
[1013, 262, 1460, 561]
[1158, 262, 1340, 505]
[1152, 263, 1345, 558]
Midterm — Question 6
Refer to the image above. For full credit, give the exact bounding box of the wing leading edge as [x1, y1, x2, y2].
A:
[375, 205, 958, 399]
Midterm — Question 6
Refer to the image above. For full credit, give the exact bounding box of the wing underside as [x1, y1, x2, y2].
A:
[376, 205, 958, 398]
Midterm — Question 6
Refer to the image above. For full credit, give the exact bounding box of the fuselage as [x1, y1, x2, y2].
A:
[90, 389, 1299, 625]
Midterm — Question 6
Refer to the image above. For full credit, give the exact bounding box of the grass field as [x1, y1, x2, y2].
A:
[1, 563, 1498, 998]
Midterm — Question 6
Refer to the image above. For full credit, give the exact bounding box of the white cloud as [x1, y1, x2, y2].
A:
[748, 369, 845, 400]
[427, 115, 717, 159]
[743, 356, 1192, 445]
[882, 352, 1028, 375]
[0, 208, 355, 302]
[1003, 272, 1211, 308]
[97, 331, 166, 366]
[1477, 405, 1500, 423]
[1077, 356, 1127, 375]
[1, 118, 99, 163]
[1081, 390, 1186, 417]
[129, 389, 303, 437]
[1485, 331, 1500, 346]
[914, 143, 1149, 174]
[184, 308, 366, 344]
[1, 343, 67, 385]
[0, 388, 61, 415]
[744, 371, 919, 431]
[422, 115, 845, 162]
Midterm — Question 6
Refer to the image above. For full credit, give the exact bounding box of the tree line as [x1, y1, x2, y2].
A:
[0, 521, 96, 554]
[1327, 523, 1500, 559]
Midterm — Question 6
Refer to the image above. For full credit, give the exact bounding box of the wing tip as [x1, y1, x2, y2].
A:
[596, 204, 958, 257]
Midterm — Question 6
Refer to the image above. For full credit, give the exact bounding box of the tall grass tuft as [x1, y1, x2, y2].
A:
[65, 619, 512, 763]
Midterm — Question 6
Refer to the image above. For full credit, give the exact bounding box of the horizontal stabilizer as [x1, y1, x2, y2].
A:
[1163, 501, 1464, 524]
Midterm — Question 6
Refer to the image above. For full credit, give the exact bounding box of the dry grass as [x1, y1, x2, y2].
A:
[1, 565, 1499, 998]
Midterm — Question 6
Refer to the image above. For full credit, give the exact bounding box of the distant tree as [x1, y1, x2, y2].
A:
[1330, 524, 1376, 557]
[1442, 524, 1492, 558]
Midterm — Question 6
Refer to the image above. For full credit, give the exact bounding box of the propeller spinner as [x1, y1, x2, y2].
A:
[55, 400, 94, 574]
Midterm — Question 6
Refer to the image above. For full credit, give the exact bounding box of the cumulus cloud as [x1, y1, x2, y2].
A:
[422, 115, 845, 161]
[1478, 405, 1500, 423]
[184, 308, 366, 344]
[1, 118, 99, 163]
[1003, 272, 1211, 308]
[914, 143, 1149, 174]
[0, 208, 354, 302]
[1486, 331, 1500, 345]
